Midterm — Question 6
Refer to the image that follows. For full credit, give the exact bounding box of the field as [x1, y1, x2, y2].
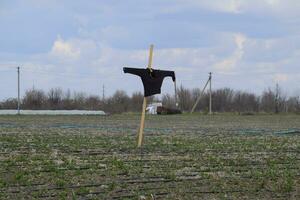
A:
[0, 114, 299, 199]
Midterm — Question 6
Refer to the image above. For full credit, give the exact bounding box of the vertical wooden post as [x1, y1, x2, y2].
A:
[174, 81, 178, 108]
[148, 45, 154, 70]
[17, 67, 20, 115]
[138, 97, 147, 147]
[137, 44, 154, 147]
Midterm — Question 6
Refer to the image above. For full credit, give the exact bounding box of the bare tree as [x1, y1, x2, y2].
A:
[105, 90, 130, 113]
[233, 91, 259, 114]
[260, 88, 275, 113]
[22, 88, 47, 110]
[47, 88, 63, 109]
[213, 88, 234, 112]
[286, 96, 299, 113]
[61, 89, 73, 110]
[85, 95, 101, 110]
[73, 92, 86, 110]
[0, 98, 18, 109]
[1, 85, 299, 114]
[162, 94, 175, 109]
[130, 92, 144, 112]
[177, 85, 192, 112]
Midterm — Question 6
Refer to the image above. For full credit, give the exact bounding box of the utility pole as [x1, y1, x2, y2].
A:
[209, 72, 212, 115]
[102, 84, 105, 100]
[190, 73, 210, 113]
[275, 83, 279, 114]
[17, 67, 20, 115]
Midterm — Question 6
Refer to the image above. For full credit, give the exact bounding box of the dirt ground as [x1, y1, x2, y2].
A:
[0, 114, 299, 199]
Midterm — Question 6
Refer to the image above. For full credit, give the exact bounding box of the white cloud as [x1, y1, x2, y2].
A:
[180, 0, 300, 17]
[50, 36, 81, 60]
[1, 33, 299, 98]
[2, 0, 300, 99]
[203, 0, 242, 14]
[273, 73, 288, 82]
[213, 33, 246, 72]
[235, 33, 247, 49]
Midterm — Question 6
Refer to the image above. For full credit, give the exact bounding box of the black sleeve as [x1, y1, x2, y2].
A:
[123, 67, 144, 76]
[160, 70, 176, 82]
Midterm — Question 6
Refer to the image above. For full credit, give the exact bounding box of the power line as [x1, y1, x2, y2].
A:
[20, 68, 121, 80]
[21, 69, 100, 78]
[21, 71, 101, 81]
[2, 66, 296, 83]
[0, 69, 15, 72]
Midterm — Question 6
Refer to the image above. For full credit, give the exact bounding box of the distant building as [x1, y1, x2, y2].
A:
[146, 102, 181, 115]
[146, 102, 162, 114]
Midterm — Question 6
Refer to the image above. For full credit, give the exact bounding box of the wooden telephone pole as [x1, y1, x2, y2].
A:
[209, 72, 212, 115]
[190, 72, 212, 114]
[102, 84, 105, 100]
[17, 67, 20, 115]
[137, 44, 154, 147]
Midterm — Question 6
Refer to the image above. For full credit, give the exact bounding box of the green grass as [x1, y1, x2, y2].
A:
[0, 114, 299, 199]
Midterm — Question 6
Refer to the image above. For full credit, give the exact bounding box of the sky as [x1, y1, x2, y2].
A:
[0, 0, 300, 100]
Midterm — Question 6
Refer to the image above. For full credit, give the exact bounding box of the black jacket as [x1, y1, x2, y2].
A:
[123, 67, 176, 97]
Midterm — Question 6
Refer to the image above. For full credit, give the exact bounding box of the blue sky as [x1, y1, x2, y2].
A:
[1, 0, 300, 99]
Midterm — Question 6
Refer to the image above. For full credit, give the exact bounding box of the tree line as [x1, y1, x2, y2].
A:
[0, 84, 299, 114]
[173, 84, 300, 114]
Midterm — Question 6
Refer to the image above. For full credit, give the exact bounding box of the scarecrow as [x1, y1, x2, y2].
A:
[123, 45, 176, 147]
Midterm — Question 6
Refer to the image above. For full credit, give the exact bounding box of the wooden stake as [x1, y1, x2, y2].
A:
[148, 44, 154, 69]
[137, 44, 154, 147]
[138, 97, 147, 147]
[174, 81, 178, 108]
